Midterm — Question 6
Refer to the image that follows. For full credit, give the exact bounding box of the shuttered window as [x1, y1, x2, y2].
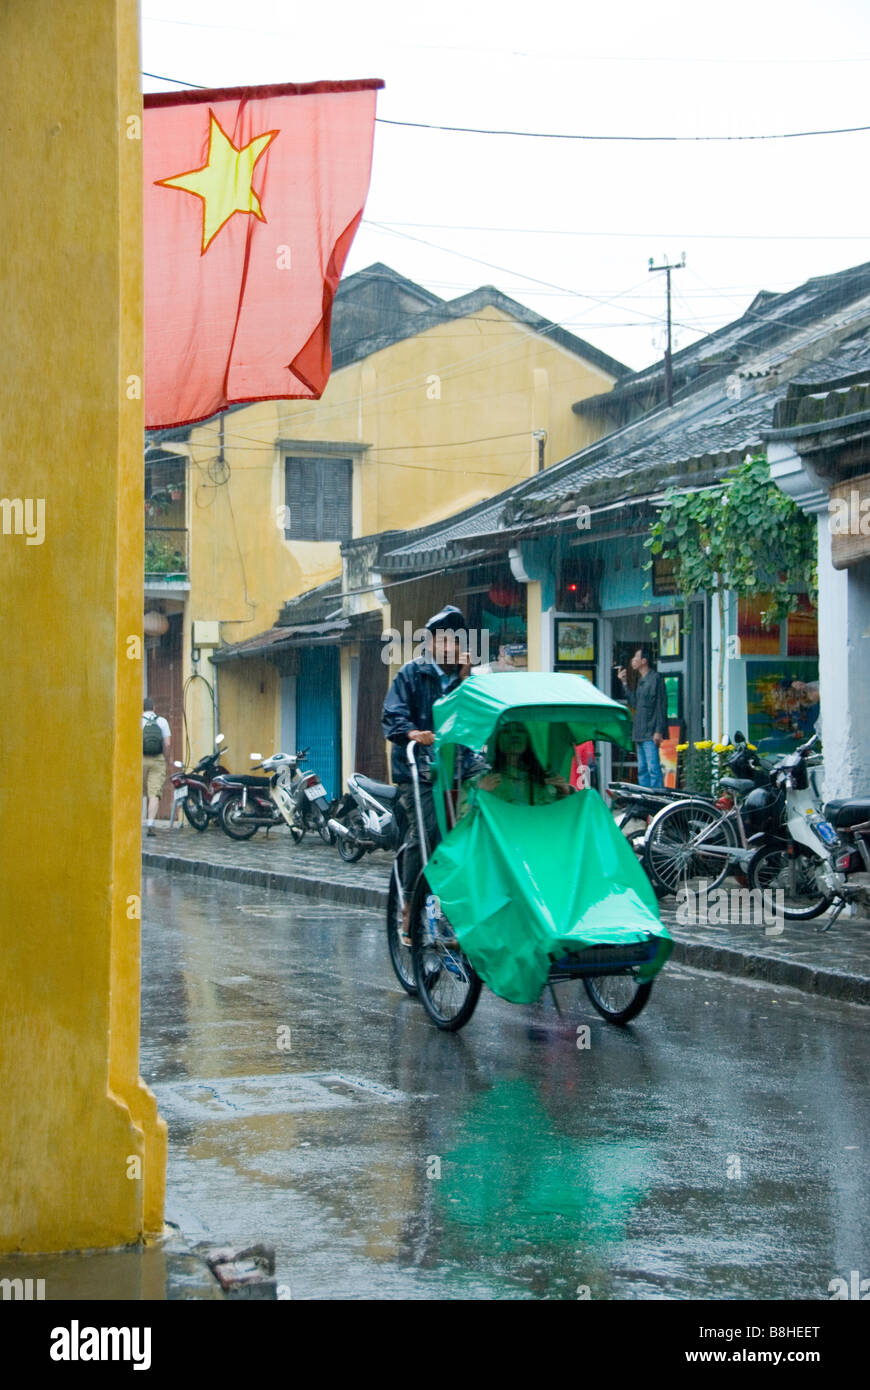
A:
[284, 456, 353, 542]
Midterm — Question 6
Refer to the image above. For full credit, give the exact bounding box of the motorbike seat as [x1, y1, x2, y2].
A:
[222, 774, 273, 787]
[355, 775, 397, 801]
[719, 776, 756, 796]
[823, 798, 870, 829]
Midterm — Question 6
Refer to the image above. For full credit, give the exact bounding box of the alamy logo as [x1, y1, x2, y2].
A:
[676, 880, 784, 936]
[0, 1277, 45, 1300]
[0, 497, 45, 545]
[829, 490, 870, 536]
[381, 622, 491, 667]
[50, 1321, 151, 1370]
[828, 1269, 870, 1299]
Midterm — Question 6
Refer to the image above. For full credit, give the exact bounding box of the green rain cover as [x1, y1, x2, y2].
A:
[423, 672, 672, 1004]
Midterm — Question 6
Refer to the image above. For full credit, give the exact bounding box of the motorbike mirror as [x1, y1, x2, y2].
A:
[250, 752, 262, 761]
[215, 733, 225, 745]
[733, 730, 746, 743]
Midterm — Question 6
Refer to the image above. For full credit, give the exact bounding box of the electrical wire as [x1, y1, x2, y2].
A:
[140, 73, 870, 141]
[361, 219, 870, 243]
[376, 116, 870, 142]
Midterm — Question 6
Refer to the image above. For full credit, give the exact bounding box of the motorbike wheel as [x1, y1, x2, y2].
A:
[386, 861, 417, 995]
[182, 789, 209, 832]
[219, 794, 259, 841]
[747, 843, 833, 920]
[315, 810, 334, 845]
[337, 810, 367, 864]
[410, 877, 481, 1031]
[643, 799, 738, 897]
[583, 975, 653, 1025]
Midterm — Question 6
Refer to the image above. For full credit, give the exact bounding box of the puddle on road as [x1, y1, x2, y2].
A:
[154, 1071, 410, 1121]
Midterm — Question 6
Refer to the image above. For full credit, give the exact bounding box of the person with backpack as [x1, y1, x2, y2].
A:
[142, 697, 171, 836]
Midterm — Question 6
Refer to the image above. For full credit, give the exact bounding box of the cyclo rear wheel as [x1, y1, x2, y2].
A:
[583, 975, 653, 1025]
[386, 854, 417, 996]
[410, 877, 481, 1031]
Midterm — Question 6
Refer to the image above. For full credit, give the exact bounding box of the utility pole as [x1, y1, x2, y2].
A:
[648, 252, 686, 407]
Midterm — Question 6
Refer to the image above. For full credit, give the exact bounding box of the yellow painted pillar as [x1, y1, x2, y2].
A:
[525, 582, 543, 672]
[0, 0, 167, 1251]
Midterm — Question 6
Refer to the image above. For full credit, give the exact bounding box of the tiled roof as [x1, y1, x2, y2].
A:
[379, 280, 870, 569]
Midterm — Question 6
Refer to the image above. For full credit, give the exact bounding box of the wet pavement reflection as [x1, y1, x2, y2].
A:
[141, 871, 870, 1300]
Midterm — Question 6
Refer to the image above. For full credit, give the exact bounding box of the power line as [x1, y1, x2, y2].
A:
[363, 219, 870, 243]
[139, 74, 870, 142]
[366, 220, 703, 334]
[375, 116, 870, 142]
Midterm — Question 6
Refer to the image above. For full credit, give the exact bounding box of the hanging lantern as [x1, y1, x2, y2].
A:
[143, 610, 169, 637]
[488, 582, 522, 609]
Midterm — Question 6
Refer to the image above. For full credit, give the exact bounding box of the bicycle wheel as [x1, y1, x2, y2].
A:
[410, 878, 481, 1031]
[643, 799, 738, 897]
[748, 843, 833, 920]
[386, 860, 417, 996]
[583, 975, 653, 1025]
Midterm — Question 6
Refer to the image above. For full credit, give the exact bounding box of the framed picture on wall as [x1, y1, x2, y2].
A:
[652, 553, 679, 596]
[658, 610, 682, 660]
[555, 618, 596, 665]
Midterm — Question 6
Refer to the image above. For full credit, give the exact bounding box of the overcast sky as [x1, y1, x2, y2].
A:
[142, 0, 870, 371]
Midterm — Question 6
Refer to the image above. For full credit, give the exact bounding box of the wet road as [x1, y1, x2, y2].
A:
[141, 871, 870, 1300]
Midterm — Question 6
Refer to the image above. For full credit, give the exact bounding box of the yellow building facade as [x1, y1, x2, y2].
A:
[153, 274, 626, 786]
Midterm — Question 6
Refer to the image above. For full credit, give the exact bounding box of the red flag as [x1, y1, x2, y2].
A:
[144, 79, 383, 429]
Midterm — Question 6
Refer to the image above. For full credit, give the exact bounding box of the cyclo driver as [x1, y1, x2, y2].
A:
[382, 605, 472, 944]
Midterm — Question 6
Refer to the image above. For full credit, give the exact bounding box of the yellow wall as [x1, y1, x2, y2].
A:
[0, 0, 166, 1251]
[180, 308, 618, 761]
[217, 659, 282, 772]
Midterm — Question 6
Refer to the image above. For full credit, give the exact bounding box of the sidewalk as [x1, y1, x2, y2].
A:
[0, 1228, 224, 1301]
[143, 822, 870, 1006]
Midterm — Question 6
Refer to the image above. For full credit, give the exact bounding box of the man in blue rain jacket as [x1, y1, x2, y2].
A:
[382, 605, 471, 942]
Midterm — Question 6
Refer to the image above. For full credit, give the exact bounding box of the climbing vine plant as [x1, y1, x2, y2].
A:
[644, 452, 817, 736]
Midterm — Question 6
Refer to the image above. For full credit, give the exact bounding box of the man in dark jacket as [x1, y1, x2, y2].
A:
[616, 646, 669, 788]
[382, 605, 470, 941]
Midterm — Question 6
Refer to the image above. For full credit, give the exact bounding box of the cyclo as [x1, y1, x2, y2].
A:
[386, 671, 672, 1031]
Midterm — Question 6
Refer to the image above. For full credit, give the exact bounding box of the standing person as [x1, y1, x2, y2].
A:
[382, 605, 471, 944]
[616, 647, 668, 789]
[142, 696, 171, 837]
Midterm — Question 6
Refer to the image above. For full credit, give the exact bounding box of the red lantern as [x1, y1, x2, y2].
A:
[488, 582, 521, 608]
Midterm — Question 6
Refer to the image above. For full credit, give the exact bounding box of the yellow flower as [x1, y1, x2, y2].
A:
[694, 740, 713, 750]
[713, 743, 727, 753]
[747, 742, 758, 751]
[676, 743, 689, 752]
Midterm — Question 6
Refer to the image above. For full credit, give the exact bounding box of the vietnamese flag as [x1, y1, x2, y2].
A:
[144, 79, 383, 429]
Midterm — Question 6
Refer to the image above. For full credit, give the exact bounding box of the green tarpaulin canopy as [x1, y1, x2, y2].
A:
[424, 672, 671, 1004]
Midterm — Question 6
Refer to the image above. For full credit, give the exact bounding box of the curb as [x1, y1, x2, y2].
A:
[666, 938, 870, 1007]
[141, 850, 389, 911]
[144, 851, 870, 1008]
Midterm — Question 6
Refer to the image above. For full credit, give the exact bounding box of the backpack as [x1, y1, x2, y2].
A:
[142, 713, 164, 756]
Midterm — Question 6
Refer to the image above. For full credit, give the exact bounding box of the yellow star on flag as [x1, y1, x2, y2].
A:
[157, 112, 279, 253]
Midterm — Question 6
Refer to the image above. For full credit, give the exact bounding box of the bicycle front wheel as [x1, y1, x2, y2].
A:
[643, 799, 738, 897]
[410, 878, 481, 1031]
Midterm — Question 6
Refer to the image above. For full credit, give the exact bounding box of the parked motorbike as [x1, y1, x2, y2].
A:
[328, 773, 404, 864]
[216, 748, 334, 843]
[747, 734, 862, 923]
[825, 797, 870, 927]
[170, 734, 230, 831]
[642, 731, 832, 909]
